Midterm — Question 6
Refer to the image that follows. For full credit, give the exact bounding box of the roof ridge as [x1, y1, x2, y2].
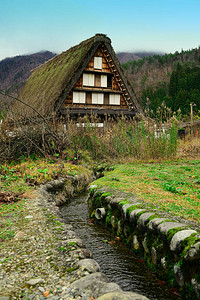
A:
[31, 34, 110, 74]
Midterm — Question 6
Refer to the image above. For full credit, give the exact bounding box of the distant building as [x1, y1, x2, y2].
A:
[12, 34, 143, 119]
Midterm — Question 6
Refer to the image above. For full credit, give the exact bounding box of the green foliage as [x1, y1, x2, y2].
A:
[142, 63, 200, 115]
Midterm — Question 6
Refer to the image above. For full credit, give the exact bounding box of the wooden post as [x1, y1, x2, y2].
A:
[190, 102, 197, 137]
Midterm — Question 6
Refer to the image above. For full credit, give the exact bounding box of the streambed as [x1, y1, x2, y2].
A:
[60, 193, 181, 300]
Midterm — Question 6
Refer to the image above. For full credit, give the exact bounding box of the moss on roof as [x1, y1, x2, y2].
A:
[13, 35, 99, 116]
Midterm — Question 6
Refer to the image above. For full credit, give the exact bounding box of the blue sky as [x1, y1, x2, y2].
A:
[0, 0, 200, 61]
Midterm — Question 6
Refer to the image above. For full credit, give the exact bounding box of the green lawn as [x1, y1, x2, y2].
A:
[93, 159, 200, 223]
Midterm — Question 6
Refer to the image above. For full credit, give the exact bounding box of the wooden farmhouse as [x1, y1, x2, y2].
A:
[13, 34, 143, 120]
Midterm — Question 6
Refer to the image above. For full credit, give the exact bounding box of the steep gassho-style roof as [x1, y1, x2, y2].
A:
[12, 34, 143, 117]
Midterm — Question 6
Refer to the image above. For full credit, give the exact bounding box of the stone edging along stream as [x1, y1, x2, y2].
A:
[38, 174, 149, 300]
[88, 185, 200, 300]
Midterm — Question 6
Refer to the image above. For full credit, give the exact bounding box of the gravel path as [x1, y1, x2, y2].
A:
[0, 191, 93, 300]
[0, 181, 150, 300]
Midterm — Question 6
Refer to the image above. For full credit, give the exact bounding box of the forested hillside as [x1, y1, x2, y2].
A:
[0, 51, 56, 95]
[122, 48, 200, 116]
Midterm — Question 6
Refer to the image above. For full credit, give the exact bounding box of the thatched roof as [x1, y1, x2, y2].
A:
[12, 34, 143, 117]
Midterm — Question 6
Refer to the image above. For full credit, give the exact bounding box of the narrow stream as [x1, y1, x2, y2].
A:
[60, 193, 181, 300]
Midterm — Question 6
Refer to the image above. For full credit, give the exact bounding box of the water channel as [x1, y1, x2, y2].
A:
[60, 193, 181, 300]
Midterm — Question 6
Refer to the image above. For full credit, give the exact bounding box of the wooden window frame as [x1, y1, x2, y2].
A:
[109, 94, 121, 105]
[94, 57, 102, 70]
[73, 91, 86, 104]
[83, 73, 94, 86]
[92, 93, 104, 104]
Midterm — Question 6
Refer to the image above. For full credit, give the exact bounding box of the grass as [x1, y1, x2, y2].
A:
[0, 158, 91, 194]
[0, 158, 91, 248]
[0, 198, 28, 249]
[93, 158, 200, 222]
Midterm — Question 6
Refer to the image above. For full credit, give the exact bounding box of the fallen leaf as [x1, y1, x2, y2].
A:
[115, 236, 121, 240]
[137, 259, 145, 263]
[169, 288, 180, 297]
[157, 280, 166, 286]
[88, 219, 95, 223]
[43, 290, 50, 297]
[108, 241, 116, 244]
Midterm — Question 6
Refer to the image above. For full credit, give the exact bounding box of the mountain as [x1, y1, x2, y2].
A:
[121, 48, 200, 115]
[122, 48, 200, 95]
[117, 52, 141, 63]
[117, 51, 164, 63]
[0, 51, 56, 95]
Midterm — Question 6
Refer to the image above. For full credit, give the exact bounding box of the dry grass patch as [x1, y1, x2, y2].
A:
[178, 136, 200, 158]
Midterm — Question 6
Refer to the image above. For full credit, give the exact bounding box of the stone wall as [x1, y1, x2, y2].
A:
[39, 173, 93, 206]
[88, 185, 200, 299]
[38, 174, 150, 299]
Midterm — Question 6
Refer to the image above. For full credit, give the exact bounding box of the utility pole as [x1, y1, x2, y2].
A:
[190, 102, 196, 136]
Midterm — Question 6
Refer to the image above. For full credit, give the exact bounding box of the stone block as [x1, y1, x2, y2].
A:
[170, 230, 197, 252]
[117, 220, 123, 235]
[122, 204, 134, 219]
[93, 282, 121, 298]
[157, 222, 187, 235]
[133, 235, 140, 250]
[184, 242, 200, 261]
[191, 278, 200, 297]
[70, 248, 93, 259]
[129, 209, 146, 224]
[174, 263, 184, 287]
[111, 215, 116, 229]
[77, 259, 100, 273]
[148, 218, 168, 231]
[138, 213, 155, 231]
[71, 272, 109, 295]
[142, 236, 149, 253]
[151, 247, 157, 265]
[96, 291, 150, 300]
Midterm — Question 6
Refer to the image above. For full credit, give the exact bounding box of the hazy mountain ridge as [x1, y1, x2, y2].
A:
[0, 51, 56, 95]
[117, 52, 141, 63]
[117, 51, 164, 63]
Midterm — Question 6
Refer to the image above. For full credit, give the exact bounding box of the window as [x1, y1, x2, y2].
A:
[94, 57, 102, 69]
[73, 92, 86, 104]
[92, 93, 104, 104]
[109, 94, 120, 105]
[101, 75, 107, 87]
[83, 73, 94, 86]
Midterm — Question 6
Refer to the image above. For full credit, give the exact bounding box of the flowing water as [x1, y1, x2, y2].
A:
[60, 193, 181, 300]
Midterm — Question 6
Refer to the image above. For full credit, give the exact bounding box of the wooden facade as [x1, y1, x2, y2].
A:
[15, 34, 143, 119]
[63, 39, 139, 118]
